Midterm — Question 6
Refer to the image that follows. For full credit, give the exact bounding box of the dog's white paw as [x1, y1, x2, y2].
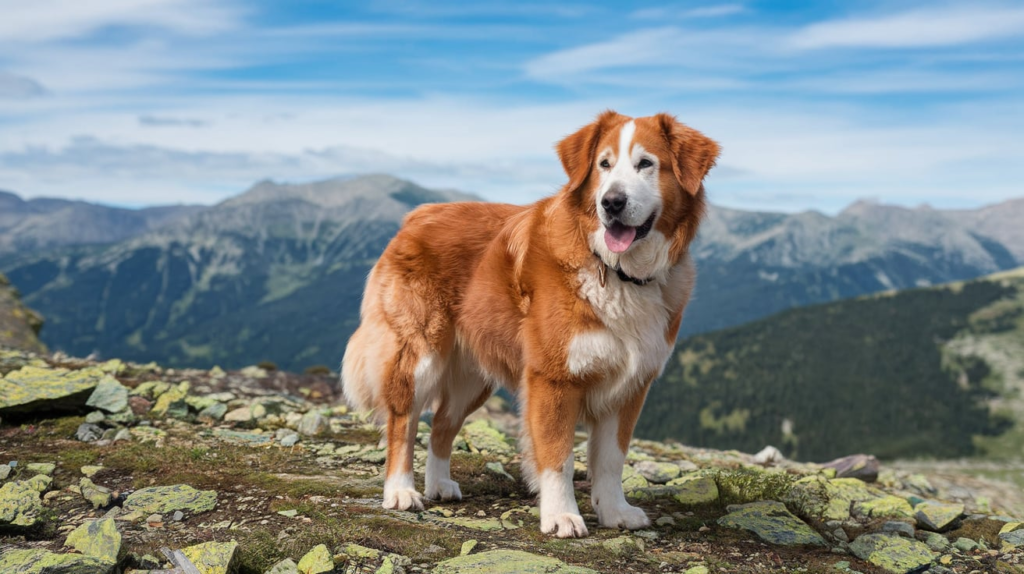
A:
[541, 512, 589, 538]
[596, 502, 650, 530]
[382, 487, 424, 511]
[425, 478, 462, 502]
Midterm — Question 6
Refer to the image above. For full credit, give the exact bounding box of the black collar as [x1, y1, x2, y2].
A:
[593, 252, 653, 286]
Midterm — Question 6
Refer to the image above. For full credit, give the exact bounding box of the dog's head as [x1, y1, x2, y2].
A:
[557, 110, 719, 279]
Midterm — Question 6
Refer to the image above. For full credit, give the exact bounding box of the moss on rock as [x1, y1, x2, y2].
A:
[849, 533, 935, 573]
[123, 484, 217, 514]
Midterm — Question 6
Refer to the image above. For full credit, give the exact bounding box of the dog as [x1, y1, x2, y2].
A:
[341, 111, 719, 538]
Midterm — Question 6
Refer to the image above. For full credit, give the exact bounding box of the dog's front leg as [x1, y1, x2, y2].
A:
[525, 374, 588, 538]
[383, 409, 424, 511]
[588, 380, 653, 530]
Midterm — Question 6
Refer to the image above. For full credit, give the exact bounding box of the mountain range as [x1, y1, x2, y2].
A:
[0, 175, 1021, 373]
[0, 190, 203, 254]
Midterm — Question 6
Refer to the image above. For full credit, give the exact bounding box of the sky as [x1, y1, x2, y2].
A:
[0, 1, 1022, 213]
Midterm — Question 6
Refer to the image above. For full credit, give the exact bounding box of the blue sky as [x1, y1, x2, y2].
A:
[1, 1, 1022, 213]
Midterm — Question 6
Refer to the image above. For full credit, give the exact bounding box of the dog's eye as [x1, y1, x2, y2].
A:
[637, 158, 654, 170]
[599, 159, 611, 169]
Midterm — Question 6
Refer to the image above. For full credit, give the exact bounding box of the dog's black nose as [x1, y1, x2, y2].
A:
[601, 191, 627, 215]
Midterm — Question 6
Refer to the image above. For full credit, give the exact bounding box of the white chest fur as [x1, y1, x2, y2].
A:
[568, 264, 685, 416]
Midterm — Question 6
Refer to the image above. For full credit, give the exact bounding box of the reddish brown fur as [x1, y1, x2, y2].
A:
[342, 111, 719, 522]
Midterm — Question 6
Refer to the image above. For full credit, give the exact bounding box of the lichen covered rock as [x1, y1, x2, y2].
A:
[63, 517, 121, 564]
[461, 419, 513, 455]
[849, 533, 935, 573]
[297, 544, 334, 574]
[718, 501, 826, 546]
[0, 365, 108, 416]
[123, 484, 217, 514]
[0, 548, 114, 574]
[0, 480, 43, 527]
[85, 377, 129, 413]
[668, 474, 720, 506]
[181, 540, 238, 574]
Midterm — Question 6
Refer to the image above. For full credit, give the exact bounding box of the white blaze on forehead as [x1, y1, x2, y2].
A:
[617, 120, 636, 162]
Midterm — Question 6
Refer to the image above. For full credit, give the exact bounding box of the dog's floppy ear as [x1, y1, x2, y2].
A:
[657, 113, 720, 196]
[556, 110, 624, 193]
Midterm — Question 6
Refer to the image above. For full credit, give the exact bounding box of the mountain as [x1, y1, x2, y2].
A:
[0, 272, 46, 354]
[0, 175, 1021, 372]
[637, 267, 1024, 462]
[0, 190, 205, 253]
[0, 175, 475, 371]
[682, 200, 1022, 336]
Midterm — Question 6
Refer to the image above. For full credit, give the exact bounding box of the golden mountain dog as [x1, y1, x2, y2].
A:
[342, 111, 719, 537]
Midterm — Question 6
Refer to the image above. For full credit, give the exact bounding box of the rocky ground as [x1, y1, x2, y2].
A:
[2, 348, 1024, 573]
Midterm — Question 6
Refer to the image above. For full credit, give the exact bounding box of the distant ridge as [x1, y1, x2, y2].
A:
[0, 174, 1021, 371]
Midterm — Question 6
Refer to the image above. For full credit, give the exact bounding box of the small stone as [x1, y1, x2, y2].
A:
[621, 465, 649, 492]
[279, 432, 300, 447]
[113, 428, 132, 442]
[656, 516, 676, 526]
[278, 509, 299, 517]
[80, 477, 112, 508]
[925, 532, 950, 551]
[25, 474, 51, 492]
[25, 462, 55, 476]
[147, 513, 163, 524]
[182, 540, 238, 574]
[297, 544, 334, 574]
[173, 510, 184, 521]
[821, 454, 880, 482]
[485, 461, 514, 481]
[224, 406, 253, 422]
[855, 495, 915, 520]
[461, 419, 513, 454]
[76, 423, 104, 442]
[64, 517, 121, 563]
[150, 386, 188, 418]
[128, 395, 153, 415]
[297, 411, 328, 436]
[953, 537, 979, 552]
[849, 533, 935, 573]
[124, 484, 217, 514]
[602, 536, 644, 555]
[85, 410, 106, 424]
[266, 558, 300, 574]
[198, 402, 228, 422]
[433, 549, 599, 573]
[668, 474, 719, 506]
[881, 521, 915, 538]
[0, 465, 10, 480]
[684, 567, 709, 574]
[460, 540, 478, 556]
[86, 376, 129, 413]
[753, 445, 785, 465]
[634, 460, 682, 484]
[915, 501, 964, 532]
[717, 500, 826, 546]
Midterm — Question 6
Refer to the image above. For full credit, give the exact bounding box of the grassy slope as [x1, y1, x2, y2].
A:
[637, 268, 1024, 462]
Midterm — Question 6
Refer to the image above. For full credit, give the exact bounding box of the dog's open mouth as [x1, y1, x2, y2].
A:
[604, 212, 656, 254]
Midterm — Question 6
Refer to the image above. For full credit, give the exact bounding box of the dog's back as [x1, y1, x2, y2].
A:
[341, 201, 524, 416]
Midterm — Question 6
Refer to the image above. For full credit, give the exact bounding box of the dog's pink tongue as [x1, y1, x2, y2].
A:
[604, 223, 636, 253]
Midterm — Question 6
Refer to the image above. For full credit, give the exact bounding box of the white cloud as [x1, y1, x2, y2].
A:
[0, 0, 244, 43]
[789, 4, 1024, 50]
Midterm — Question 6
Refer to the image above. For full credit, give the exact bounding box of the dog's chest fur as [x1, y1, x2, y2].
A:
[568, 265, 677, 415]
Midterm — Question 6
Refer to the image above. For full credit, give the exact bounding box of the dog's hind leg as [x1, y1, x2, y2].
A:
[381, 345, 442, 511]
[426, 358, 492, 501]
